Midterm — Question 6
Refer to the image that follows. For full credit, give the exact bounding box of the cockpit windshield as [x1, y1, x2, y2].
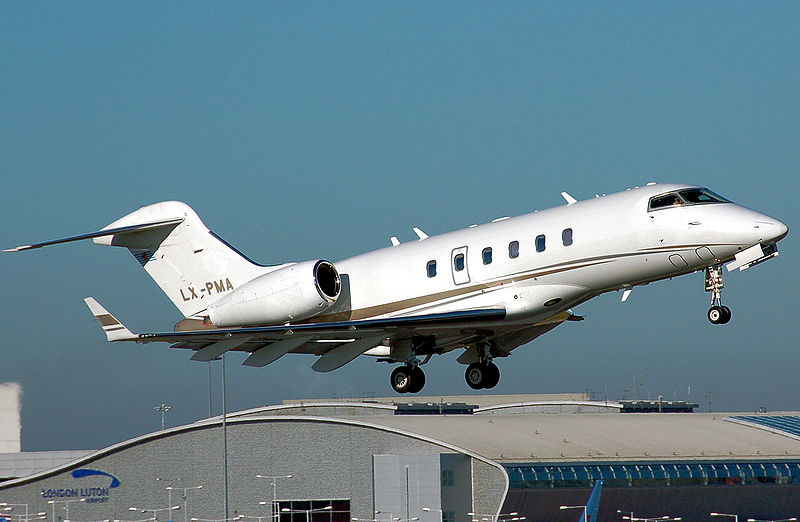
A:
[648, 188, 731, 211]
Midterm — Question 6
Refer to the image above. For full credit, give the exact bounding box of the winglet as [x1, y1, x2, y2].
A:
[84, 297, 137, 342]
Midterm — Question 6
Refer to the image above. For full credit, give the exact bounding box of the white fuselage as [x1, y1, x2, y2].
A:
[325, 183, 786, 326]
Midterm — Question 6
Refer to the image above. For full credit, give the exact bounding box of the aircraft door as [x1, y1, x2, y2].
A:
[451, 246, 470, 285]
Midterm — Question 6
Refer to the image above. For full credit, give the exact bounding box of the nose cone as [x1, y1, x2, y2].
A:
[759, 216, 789, 244]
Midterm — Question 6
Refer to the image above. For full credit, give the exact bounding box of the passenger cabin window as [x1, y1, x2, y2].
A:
[454, 253, 465, 271]
[482, 247, 492, 265]
[426, 260, 437, 278]
[509, 241, 519, 259]
[648, 188, 730, 211]
[535, 234, 546, 253]
[562, 228, 573, 246]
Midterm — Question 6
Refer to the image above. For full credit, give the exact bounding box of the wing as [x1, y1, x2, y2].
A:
[84, 297, 510, 372]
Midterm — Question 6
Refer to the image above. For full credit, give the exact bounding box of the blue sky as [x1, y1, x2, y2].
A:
[2, 3, 798, 451]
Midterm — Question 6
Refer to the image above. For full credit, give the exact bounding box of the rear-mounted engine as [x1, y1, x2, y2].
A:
[207, 260, 341, 327]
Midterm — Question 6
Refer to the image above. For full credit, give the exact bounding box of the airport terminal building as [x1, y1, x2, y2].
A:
[3, 394, 800, 521]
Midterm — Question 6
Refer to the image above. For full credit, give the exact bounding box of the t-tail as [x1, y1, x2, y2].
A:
[5, 201, 278, 319]
[579, 479, 603, 522]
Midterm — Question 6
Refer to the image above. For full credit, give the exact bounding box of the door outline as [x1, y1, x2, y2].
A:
[451, 246, 470, 285]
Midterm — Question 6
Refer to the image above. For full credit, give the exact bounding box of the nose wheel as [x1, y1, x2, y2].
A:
[705, 265, 732, 324]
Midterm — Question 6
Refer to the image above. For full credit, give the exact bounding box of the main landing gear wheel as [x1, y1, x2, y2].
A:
[708, 305, 732, 325]
[705, 265, 732, 325]
[465, 362, 500, 390]
[390, 365, 426, 394]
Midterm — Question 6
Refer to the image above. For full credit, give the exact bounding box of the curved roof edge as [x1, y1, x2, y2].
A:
[0, 413, 509, 513]
[475, 400, 622, 413]
[206, 401, 397, 420]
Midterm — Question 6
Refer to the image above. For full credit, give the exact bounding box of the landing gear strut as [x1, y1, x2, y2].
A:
[705, 265, 732, 324]
[390, 365, 426, 394]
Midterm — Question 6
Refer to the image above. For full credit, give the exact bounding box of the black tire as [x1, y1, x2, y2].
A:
[465, 363, 486, 389]
[483, 362, 500, 389]
[390, 366, 413, 393]
[720, 305, 732, 324]
[408, 366, 426, 394]
[708, 306, 724, 324]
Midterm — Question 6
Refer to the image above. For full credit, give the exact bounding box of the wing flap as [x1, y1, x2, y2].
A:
[190, 336, 253, 362]
[242, 335, 312, 367]
[311, 334, 390, 373]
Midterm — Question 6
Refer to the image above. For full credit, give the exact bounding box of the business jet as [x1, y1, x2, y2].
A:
[6, 183, 788, 394]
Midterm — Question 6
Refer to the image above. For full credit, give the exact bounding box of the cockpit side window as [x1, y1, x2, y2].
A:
[649, 188, 731, 211]
[648, 192, 684, 210]
[679, 188, 731, 204]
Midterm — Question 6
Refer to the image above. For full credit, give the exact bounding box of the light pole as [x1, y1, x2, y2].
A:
[239, 516, 272, 522]
[46, 499, 85, 522]
[711, 515, 739, 522]
[421, 508, 442, 522]
[0, 504, 29, 522]
[166, 485, 203, 522]
[129, 506, 181, 522]
[155, 403, 171, 430]
[468, 513, 524, 522]
[559, 505, 585, 519]
[256, 475, 292, 522]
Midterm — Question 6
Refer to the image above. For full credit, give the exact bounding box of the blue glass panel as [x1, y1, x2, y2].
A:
[598, 465, 617, 479]
[731, 415, 800, 438]
[622, 465, 642, 478]
[689, 464, 706, 478]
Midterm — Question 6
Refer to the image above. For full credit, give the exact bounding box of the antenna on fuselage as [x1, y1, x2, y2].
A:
[413, 227, 429, 240]
[561, 192, 577, 205]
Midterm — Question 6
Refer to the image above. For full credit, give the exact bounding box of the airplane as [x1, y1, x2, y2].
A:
[5, 183, 788, 394]
[580, 479, 602, 522]
[560, 479, 603, 521]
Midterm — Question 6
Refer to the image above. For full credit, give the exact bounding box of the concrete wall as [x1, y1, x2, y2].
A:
[0, 383, 21, 454]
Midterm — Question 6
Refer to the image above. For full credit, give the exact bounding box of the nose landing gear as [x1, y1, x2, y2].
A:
[705, 265, 732, 324]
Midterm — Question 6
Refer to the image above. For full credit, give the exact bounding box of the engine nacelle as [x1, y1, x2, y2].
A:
[207, 260, 341, 327]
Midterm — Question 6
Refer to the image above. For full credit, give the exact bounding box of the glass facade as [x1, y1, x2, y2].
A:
[277, 500, 351, 522]
[504, 461, 800, 489]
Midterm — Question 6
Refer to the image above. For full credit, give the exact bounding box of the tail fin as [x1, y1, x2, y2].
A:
[93, 201, 270, 318]
[579, 479, 602, 522]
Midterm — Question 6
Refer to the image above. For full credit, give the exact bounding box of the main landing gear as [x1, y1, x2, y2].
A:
[390, 364, 426, 394]
[465, 362, 500, 390]
[705, 265, 732, 325]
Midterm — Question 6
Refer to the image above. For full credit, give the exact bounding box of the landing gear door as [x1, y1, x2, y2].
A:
[451, 246, 470, 285]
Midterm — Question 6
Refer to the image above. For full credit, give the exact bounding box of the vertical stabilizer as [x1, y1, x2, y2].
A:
[579, 479, 603, 522]
[93, 201, 272, 318]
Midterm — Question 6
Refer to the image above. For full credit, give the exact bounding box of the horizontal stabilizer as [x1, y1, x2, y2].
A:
[4, 218, 184, 252]
[84, 297, 137, 342]
[311, 335, 389, 373]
